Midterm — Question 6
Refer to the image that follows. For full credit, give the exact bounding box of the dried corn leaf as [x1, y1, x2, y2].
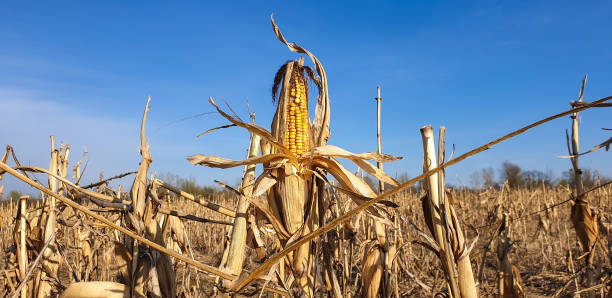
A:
[252, 170, 277, 197]
[195, 123, 237, 139]
[309, 158, 394, 224]
[214, 180, 290, 239]
[188, 153, 289, 169]
[313, 145, 400, 162]
[558, 136, 612, 158]
[4, 165, 121, 203]
[312, 157, 375, 197]
[350, 157, 399, 187]
[208, 97, 292, 156]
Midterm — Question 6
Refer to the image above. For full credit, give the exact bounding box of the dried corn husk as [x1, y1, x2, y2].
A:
[362, 244, 383, 298]
[500, 261, 525, 298]
[103, 241, 132, 285]
[570, 198, 600, 262]
[60, 282, 130, 298]
[166, 215, 188, 254]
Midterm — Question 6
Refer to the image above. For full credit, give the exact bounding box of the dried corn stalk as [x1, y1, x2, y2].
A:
[497, 214, 525, 298]
[188, 15, 401, 295]
[35, 136, 61, 298]
[16, 195, 28, 298]
[127, 97, 177, 298]
[420, 126, 477, 298]
[564, 75, 602, 296]
[223, 123, 261, 277]
[0, 146, 9, 197]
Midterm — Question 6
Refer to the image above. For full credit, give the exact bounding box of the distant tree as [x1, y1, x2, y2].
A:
[470, 171, 483, 189]
[395, 172, 421, 193]
[9, 190, 22, 201]
[482, 167, 495, 189]
[158, 172, 221, 197]
[396, 172, 410, 184]
[522, 170, 553, 189]
[500, 161, 523, 189]
[560, 168, 611, 190]
[179, 177, 217, 197]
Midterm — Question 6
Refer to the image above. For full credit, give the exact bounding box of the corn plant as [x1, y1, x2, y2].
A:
[188, 14, 401, 296]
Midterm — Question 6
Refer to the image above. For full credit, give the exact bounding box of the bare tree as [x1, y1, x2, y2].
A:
[482, 167, 495, 188]
[501, 161, 522, 189]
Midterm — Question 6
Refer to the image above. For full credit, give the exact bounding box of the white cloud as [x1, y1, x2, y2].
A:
[0, 87, 141, 195]
[0, 87, 245, 197]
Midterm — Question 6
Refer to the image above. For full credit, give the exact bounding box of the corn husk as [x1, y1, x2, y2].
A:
[500, 261, 525, 298]
[60, 282, 130, 298]
[570, 199, 600, 262]
[362, 244, 383, 298]
[103, 241, 132, 285]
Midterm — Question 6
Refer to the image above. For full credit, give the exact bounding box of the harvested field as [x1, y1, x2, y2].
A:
[1, 9, 611, 298]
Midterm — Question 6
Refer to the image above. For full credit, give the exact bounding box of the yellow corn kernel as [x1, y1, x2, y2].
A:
[285, 73, 311, 154]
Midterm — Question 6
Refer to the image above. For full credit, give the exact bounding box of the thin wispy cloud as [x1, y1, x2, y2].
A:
[0, 55, 117, 81]
[0, 88, 140, 194]
[0, 87, 246, 196]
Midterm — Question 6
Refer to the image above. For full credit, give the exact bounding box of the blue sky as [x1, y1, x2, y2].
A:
[1, 1, 611, 194]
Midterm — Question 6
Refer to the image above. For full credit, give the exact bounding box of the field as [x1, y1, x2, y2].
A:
[0, 15, 611, 298]
[1, 180, 611, 297]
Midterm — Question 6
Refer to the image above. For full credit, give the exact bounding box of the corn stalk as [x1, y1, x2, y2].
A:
[420, 126, 477, 298]
[565, 75, 600, 297]
[17, 195, 28, 298]
[224, 117, 261, 276]
[35, 136, 60, 298]
[497, 213, 525, 298]
[421, 126, 460, 297]
[127, 96, 176, 298]
[188, 15, 401, 296]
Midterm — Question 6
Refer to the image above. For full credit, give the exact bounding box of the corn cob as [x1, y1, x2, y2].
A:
[286, 67, 310, 155]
